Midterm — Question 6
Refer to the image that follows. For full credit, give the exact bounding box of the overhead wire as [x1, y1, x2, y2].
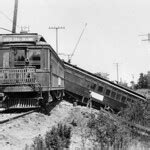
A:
[0, 10, 13, 23]
[0, 10, 20, 29]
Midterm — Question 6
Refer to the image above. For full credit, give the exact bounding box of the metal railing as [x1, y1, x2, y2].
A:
[0, 67, 36, 85]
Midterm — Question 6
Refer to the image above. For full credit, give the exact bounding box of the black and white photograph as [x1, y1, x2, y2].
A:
[0, 0, 149, 149]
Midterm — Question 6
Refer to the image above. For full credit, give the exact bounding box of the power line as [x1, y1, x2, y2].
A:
[0, 10, 13, 23]
[0, 8, 20, 30]
[0, 27, 12, 33]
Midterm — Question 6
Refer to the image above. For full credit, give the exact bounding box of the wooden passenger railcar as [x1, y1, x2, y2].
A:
[0, 33, 64, 109]
[64, 62, 146, 111]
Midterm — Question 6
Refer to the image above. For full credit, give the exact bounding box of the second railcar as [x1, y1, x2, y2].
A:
[64, 61, 146, 111]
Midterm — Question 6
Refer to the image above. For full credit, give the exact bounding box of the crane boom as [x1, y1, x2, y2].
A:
[59, 23, 87, 63]
[70, 23, 87, 59]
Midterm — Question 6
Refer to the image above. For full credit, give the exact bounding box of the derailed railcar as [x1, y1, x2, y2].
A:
[0, 33, 64, 110]
[64, 61, 146, 111]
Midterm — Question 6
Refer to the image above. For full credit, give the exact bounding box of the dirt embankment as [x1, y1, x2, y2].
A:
[0, 101, 149, 150]
[0, 101, 73, 150]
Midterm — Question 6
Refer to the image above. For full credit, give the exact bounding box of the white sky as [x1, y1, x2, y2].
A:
[0, 0, 150, 84]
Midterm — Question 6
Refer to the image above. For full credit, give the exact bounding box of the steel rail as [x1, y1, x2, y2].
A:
[0, 110, 35, 124]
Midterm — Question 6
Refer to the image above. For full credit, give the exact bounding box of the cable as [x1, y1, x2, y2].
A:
[71, 23, 87, 58]
[0, 10, 20, 28]
[0, 10, 13, 23]
[0, 27, 12, 33]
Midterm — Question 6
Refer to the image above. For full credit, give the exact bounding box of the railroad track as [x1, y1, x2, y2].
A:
[0, 110, 36, 124]
[0, 99, 63, 125]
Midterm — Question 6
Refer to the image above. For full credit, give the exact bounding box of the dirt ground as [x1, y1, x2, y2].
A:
[0, 101, 73, 150]
[0, 101, 149, 150]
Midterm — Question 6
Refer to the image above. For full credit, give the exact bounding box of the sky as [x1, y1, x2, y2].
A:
[0, 0, 150, 84]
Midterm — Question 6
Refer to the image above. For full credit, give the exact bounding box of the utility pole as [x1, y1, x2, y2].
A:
[49, 26, 65, 53]
[12, 0, 18, 33]
[114, 63, 119, 83]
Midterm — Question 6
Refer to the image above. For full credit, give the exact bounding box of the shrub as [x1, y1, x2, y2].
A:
[119, 101, 147, 125]
[30, 123, 72, 150]
[31, 135, 46, 150]
[87, 112, 131, 148]
[45, 123, 72, 150]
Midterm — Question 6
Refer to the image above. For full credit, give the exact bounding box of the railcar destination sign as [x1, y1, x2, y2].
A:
[0, 34, 38, 43]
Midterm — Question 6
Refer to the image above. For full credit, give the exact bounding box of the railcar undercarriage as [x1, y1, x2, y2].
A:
[0, 67, 63, 112]
[0, 90, 64, 114]
[0, 92, 40, 109]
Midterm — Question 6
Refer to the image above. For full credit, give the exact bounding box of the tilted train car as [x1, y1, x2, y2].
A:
[0, 33, 64, 110]
[64, 61, 146, 111]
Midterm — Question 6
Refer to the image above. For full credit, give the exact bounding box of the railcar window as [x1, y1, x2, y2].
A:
[129, 98, 134, 103]
[90, 83, 96, 90]
[105, 89, 111, 96]
[111, 91, 116, 99]
[14, 49, 25, 66]
[86, 82, 91, 89]
[28, 50, 41, 69]
[28, 50, 40, 61]
[116, 94, 121, 101]
[121, 96, 126, 103]
[98, 86, 103, 93]
[127, 98, 132, 104]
